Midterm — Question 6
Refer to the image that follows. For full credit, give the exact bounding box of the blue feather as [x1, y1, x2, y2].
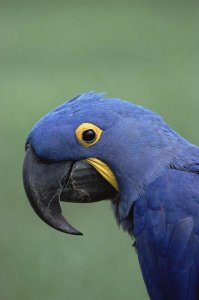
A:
[134, 169, 199, 299]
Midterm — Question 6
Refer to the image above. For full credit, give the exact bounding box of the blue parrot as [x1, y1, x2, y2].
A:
[23, 92, 199, 300]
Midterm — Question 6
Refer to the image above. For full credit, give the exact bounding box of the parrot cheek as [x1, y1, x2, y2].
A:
[23, 147, 117, 235]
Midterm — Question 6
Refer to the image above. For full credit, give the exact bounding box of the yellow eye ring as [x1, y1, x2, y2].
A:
[75, 123, 102, 147]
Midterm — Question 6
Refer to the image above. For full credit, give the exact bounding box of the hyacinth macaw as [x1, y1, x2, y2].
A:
[23, 92, 199, 300]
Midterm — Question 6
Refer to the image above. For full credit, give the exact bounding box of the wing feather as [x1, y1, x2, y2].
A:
[134, 169, 199, 300]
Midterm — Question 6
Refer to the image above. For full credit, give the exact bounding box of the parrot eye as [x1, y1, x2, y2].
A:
[75, 123, 102, 147]
[82, 129, 96, 143]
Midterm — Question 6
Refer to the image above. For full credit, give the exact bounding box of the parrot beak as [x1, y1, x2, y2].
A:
[23, 147, 117, 235]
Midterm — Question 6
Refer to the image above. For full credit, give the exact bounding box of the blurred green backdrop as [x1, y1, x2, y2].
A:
[1, 1, 199, 299]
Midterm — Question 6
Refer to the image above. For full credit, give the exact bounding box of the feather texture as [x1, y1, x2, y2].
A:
[134, 169, 199, 300]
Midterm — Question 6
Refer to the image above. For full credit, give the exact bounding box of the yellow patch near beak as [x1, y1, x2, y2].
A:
[85, 158, 119, 191]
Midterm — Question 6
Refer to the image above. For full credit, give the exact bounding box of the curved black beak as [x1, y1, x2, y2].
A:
[23, 147, 117, 235]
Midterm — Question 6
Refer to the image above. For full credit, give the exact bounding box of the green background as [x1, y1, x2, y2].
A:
[1, 1, 199, 299]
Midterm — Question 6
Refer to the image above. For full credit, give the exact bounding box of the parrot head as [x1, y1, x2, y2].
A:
[23, 92, 180, 235]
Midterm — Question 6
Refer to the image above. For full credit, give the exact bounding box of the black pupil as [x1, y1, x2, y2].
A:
[82, 129, 96, 143]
